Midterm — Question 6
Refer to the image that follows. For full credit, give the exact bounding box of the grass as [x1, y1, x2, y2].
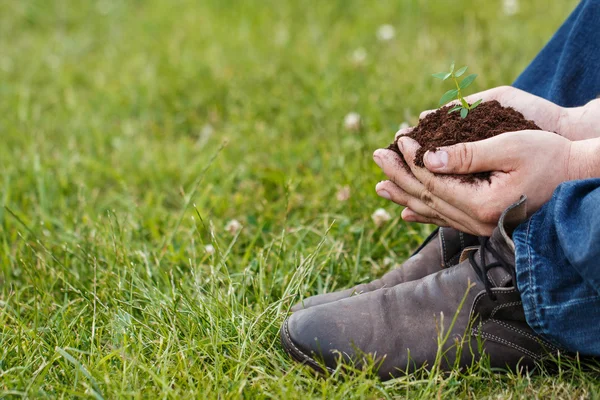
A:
[1, 0, 598, 398]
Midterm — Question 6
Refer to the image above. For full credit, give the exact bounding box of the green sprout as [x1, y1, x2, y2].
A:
[432, 63, 482, 118]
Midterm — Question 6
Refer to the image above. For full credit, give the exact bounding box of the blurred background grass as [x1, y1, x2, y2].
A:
[3, 0, 595, 398]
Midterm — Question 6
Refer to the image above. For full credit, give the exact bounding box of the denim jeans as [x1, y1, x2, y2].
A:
[511, 0, 600, 356]
[513, 181, 600, 356]
[513, 0, 600, 107]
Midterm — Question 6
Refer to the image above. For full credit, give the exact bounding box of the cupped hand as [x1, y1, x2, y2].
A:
[372, 86, 600, 235]
[374, 130, 578, 236]
[418, 86, 568, 138]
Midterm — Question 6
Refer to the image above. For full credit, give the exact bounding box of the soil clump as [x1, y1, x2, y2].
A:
[387, 100, 542, 182]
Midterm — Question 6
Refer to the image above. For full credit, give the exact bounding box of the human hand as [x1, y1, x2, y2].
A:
[372, 86, 600, 235]
[373, 130, 580, 236]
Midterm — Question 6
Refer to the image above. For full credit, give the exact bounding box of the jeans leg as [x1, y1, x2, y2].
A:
[513, 179, 600, 356]
[512, 0, 600, 107]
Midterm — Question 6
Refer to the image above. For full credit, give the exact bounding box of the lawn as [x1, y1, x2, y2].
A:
[1, 0, 598, 398]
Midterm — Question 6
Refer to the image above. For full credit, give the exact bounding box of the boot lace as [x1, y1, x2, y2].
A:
[468, 236, 516, 301]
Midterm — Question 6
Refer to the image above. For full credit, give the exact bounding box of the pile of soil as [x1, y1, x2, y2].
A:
[387, 100, 542, 182]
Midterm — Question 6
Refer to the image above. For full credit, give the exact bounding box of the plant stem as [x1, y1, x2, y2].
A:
[452, 74, 467, 109]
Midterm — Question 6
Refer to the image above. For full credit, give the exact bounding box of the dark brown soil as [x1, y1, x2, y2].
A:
[387, 100, 542, 182]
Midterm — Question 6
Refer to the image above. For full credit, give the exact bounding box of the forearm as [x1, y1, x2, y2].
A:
[562, 98, 600, 140]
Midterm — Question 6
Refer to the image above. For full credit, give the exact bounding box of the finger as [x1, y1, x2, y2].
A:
[374, 147, 455, 210]
[399, 136, 508, 231]
[376, 141, 457, 211]
[397, 135, 483, 202]
[375, 142, 489, 232]
[419, 109, 436, 120]
[402, 208, 482, 235]
[461, 86, 508, 105]
[421, 133, 519, 174]
[395, 136, 493, 227]
[401, 208, 449, 227]
[395, 126, 414, 140]
[376, 180, 439, 219]
[376, 180, 478, 234]
[373, 148, 427, 200]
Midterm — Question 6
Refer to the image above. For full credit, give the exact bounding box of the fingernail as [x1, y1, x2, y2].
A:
[397, 137, 405, 151]
[373, 153, 383, 169]
[377, 190, 391, 200]
[401, 208, 415, 221]
[425, 150, 448, 169]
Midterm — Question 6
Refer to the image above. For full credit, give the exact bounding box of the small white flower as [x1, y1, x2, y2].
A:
[344, 112, 361, 131]
[350, 47, 367, 65]
[201, 123, 214, 137]
[503, 0, 519, 15]
[336, 186, 351, 202]
[398, 121, 410, 130]
[377, 24, 395, 41]
[371, 208, 392, 227]
[204, 244, 215, 255]
[197, 123, 214, 146]
[225, 219, 243, 235]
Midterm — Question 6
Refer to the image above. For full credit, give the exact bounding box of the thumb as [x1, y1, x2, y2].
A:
[423, 138, 505, 174]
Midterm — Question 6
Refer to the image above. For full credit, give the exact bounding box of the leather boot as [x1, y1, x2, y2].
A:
[281, 196, 561, 380]
[292, 227, 479, 311]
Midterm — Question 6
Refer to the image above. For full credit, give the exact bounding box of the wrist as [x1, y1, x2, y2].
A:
[568, 138, 600, 180]
[561, 99, 600, 140]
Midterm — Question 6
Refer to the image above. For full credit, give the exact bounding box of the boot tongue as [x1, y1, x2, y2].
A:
[481, 196, 527, 288]
[437, 227, 480, 268]
[484, 229, 515, 287]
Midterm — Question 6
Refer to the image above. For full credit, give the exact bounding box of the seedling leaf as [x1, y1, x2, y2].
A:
[432, 72, 447, 80]
[460, 108, 468, 118]
[459, 74, 477, 89]
[448, 105, 462, 114]
[471, 99, 483, 109]
[443, 72, 452, 80]
[460, 98, 469, 108]
[455, 66, 468, 77]
[450, 62, 455, 73]
[439, 89, 459, 106]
